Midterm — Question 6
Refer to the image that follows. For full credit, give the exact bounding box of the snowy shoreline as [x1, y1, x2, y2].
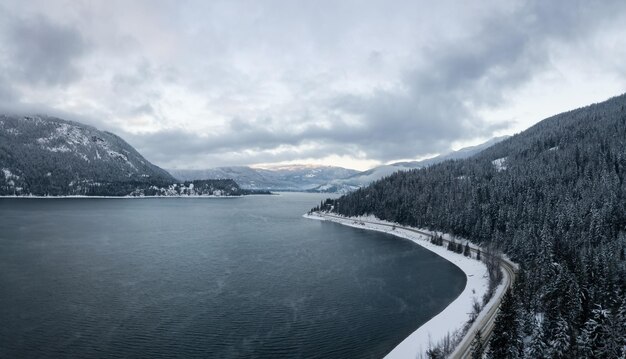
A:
[0, 195, 246, 199]
[304, 212, 504, 358]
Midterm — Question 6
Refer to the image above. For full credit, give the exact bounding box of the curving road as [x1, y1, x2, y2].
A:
[450, 250, 517, 358]
[312, 212, 517, 359]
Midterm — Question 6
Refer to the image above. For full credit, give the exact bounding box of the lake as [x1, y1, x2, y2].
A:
[0, 193, 465, 358]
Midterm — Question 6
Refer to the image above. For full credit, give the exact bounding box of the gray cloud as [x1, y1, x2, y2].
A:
[4, 15, 87, 86]
[125, 128, 366, 169]
[325, 0, 626, 162]
[0, 75, 17, 104]
[1, 0, 626, 169]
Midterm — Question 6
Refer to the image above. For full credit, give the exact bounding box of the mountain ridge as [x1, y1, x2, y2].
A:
[169, 138, 508, 193]
[311, 135, 510, 193]
[0, 115, 260, 196]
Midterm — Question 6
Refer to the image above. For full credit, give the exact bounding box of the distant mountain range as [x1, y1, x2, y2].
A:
[0, 114, 507, 195]
[168, 137, 507, 193]
[310, 136, 510, 193]
[168, 165, 360, 191]
[0, 115, 259, 196]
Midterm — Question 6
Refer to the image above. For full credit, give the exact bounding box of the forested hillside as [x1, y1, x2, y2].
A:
[0, 115, 266, 197]
[0, 115, 175, 195]
[310, 136, 509, 193]
[322, 94, 626, 358]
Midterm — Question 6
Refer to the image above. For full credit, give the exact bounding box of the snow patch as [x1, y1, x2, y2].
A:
[2, 168, 19, 180]
[36, 123, 90, 154]
[21, 116, 46, 126]
[55, 123, 90, 146]
[2, 168, 20, 188]
[46, 145, 72, 153]
[107, 150, 138, 171]
[492, 157, 507, 172]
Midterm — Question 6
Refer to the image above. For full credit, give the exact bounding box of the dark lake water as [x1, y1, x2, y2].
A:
[0, 193, 465, 358]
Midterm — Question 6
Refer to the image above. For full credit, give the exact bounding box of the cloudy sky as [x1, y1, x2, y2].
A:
[1, 0, 626, 170]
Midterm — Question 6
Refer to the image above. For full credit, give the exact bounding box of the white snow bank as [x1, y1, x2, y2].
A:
[304, 212, 496, 358]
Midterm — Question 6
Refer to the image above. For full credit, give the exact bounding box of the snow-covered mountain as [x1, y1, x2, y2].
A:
[168, 165, 359, 191]
[170, 137, 507, 193]
[0, 115, 175, 195]
[0, 114, 507, 196]
[311, 136, 510, 193]
[391, 136, 510, 168]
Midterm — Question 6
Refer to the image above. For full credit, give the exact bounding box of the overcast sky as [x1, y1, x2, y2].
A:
[1, 0, 626, 170]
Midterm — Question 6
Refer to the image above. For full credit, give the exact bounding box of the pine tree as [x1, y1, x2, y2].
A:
[426, 347, 444, 359]
[578, 305, 623, 358]
[487, 289, 521, 359]
[617, 298, 626, 358]
[550, 318, 571, 359]
[448, 239, 456, 251]
[526, 318, 547, 358]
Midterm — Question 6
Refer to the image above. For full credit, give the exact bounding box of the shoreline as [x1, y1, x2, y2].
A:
[0, 195, 247, 199]
[304, 212, 505, 358]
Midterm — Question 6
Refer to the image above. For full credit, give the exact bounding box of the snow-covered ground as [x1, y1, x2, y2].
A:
[304, 212, 498, 358]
